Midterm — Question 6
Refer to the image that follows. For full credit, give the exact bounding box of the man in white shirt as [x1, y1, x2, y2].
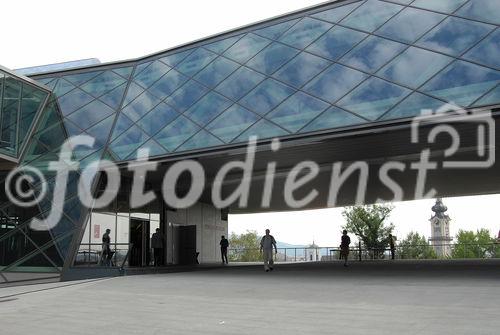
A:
[260, 229, 277, 272]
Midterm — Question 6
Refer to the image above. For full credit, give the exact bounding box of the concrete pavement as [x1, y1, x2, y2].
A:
[1, 260, 499, 335]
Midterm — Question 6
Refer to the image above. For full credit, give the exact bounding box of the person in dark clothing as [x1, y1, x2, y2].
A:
[151, 228, 164, 266]
[100, 229, 112, 266]
[340, 230, 351, 267]
[389, 234, 395, 260]
[220, 235, 229, 264]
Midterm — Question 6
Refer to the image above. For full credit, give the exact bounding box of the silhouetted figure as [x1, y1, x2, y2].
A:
[100, 229, 112, 266]
[260, 229, 277, 272]
[151, 228, 164, 266]
[389, 234, 396, 260]
[340, 230, 351, 267]
[220, 235, 229, 264]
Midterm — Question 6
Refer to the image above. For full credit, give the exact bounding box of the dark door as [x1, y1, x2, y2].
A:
[179, 225, 197, 265]
[129, 218, 150, 266]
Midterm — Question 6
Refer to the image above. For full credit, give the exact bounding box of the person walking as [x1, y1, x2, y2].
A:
[389, 234, 396, 260]
[220, 235, 229, 265]
[100, 229, 112, 266]
[151, 228, 164, 266]
[260, 229, 277, 272]
[340, 230, 351, 267]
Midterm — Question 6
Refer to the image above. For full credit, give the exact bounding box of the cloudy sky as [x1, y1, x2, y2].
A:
[4, 0, 500, 246]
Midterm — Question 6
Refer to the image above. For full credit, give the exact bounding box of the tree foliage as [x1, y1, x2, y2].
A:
[342, 204, 394, 257]
[452, 229, 499, 259]
[228, 230, 261, 262]
[399, 232, 437, 259]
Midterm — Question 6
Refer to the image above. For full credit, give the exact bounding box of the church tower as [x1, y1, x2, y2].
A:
[429, 198, 453, 257]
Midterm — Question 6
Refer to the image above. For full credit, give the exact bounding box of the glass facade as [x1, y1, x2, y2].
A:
[0, 69, 49, 158]
[1, 0, 500, 280]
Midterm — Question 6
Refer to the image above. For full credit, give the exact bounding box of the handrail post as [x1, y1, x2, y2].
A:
[358, 242, 362, 262]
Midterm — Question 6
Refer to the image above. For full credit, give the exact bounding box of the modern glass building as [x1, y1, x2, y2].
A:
[1, 0, 499, 284]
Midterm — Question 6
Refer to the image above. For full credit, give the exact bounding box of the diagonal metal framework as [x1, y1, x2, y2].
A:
[1, 0, 500, 282]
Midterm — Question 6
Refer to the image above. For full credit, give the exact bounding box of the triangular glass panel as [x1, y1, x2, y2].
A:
[176, 48, 217, 77]
[274, 52, 330, 88]
[154, 115, 200, 151]
[337, 77, 411, 120]
[377, 47, 452, 89]
[412, 0, 468, 13]
[239, 78, 296, 116]
[233, 119, 289, 143]
[340, 0, 402, 33]
[312, 2, 361, 23]
[122, 82, 145, 107]
[148, 69, 189, 99]
[99, 82, 127, 110]
[205, 35, 242, 54]
[422, 60, 500, 106]
[216, 67, 265, 100]
[304, 63, 368, 103]
[184, 92, 232, 126]
[380, 92, 447, 121]
[306, 26, 366, 61]
[85, 114, 115, 147]
[376, 7, 445, 44]
[472, 85, 500, 107]
[341, 36, 406, 73]
[134, 60, 171, 89]
[109, 124, 150, 160]
[62, 118, 85, 137]
[126, 138, 168, 160]
[57, 88, 94, 116]
[80, 71, 127, 98]
[63, 71, 102, 86]
[267, 91, 329, 133]
[136, 102, 178, 136]
[165, 80, 209, 112]
[279, 17, 332, 49]
[416, 17, 494, 57]
[246, 42, 299, 75]
[43, 78, 59, 90]
[177, 129, 224, 152]
[254, 19, 299, 40]
[30, 101, 63, 134]
[223, 33, 271, 63]
[34, 122, 68, 151]
[52, 78, 76, 97]
[194, 57, 239, 88]
[206, 104, 259, 143]
[66, 99, 115, 130]
[463, 29, 500, 70]
[159, 49, 195, 67]
[302, 106, 366, 132]
[110, 112, 134, 140]
[112, 66, 134, 79]
[121, 90, 162, 122]
[455, 0, 500, 25]
[132, 61, 153, 78]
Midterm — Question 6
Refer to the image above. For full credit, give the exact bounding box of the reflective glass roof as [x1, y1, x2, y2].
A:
[30, 0, 500, 162]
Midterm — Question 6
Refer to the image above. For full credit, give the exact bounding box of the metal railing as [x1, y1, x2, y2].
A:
[75, 243, 132, 270]
[228, 242, 500, 262]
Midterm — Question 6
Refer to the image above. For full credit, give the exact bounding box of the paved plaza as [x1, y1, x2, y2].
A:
[1, 260, 499, 335]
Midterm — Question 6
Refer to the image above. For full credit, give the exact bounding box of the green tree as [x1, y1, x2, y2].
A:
[342, 204, 394, 258]
[228, 230, 261, 262]
[399, 232, 437, 259]
[452, 229, 498, 259]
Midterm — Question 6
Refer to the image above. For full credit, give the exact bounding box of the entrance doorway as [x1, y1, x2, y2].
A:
[173, 225, 197, 265]
[129, 218, 150, 267]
